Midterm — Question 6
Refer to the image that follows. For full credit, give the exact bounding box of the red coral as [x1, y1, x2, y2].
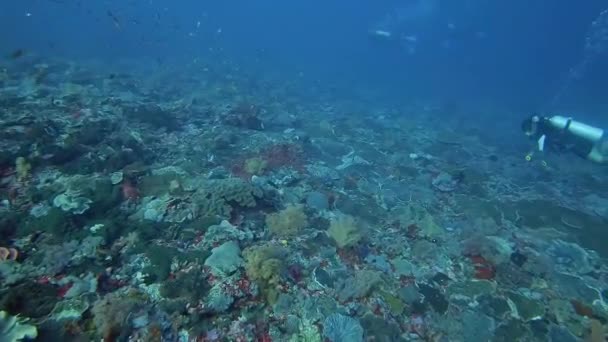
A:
[96, 273, 127, 294]
[262, 143, 304, 170]
[373, 303, 383, 316]
[337, 247, 361, 266]
[570, 299, 594, 317]
[229, 143, 306, 178]
[204, 268, 217, 285]
[37, 275, 52, 284]
[230, 158, 251, 180]
[257, 333, 272, 342]
[474, 266, 495, 280]
[0, 166, 14, 177]
[405, 223, 419, 240]
[399, 275, 416, 287]
[410, 314, 426, 337]
[287, 264, 303, 283]
[57, 282, 74, 298]
[468, 255, 496, 280]
[121, 179, 139, 201]
[236, 278, 251, 293]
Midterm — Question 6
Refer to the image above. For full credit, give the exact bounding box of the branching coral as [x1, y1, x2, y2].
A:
[266, 204, 308, 237]
[327, 214, 362, 248]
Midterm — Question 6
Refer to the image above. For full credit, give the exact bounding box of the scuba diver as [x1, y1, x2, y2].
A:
[521, 114, 608, 164]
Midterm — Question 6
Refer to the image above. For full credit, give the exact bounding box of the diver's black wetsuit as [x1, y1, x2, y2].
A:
[532, 117, 594, 158]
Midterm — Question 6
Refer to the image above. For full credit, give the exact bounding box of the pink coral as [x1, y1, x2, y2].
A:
[262, 143, 304, 170]
[121, 179, 139, 201]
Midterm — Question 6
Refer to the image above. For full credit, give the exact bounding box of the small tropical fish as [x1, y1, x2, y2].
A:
[372, 29, 392, 38]
[403, 35, 417, 43]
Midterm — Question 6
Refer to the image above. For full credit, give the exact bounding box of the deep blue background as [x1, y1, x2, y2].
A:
[2, 0, 607, 120]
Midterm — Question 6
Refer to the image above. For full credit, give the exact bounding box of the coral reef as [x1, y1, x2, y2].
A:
[0, 50, 606, 342]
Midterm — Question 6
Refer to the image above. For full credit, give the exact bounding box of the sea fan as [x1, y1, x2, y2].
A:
[323, 313, 363, 342]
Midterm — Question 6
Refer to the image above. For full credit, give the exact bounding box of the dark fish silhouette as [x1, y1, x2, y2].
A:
[8, 49, 25, 59]
[107, 10, 122, 29]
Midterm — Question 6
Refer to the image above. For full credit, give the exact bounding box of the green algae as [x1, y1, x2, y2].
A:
[378, 289, 406, 315]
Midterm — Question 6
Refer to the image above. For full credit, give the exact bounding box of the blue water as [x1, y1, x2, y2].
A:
[3, 0, 607, 115]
